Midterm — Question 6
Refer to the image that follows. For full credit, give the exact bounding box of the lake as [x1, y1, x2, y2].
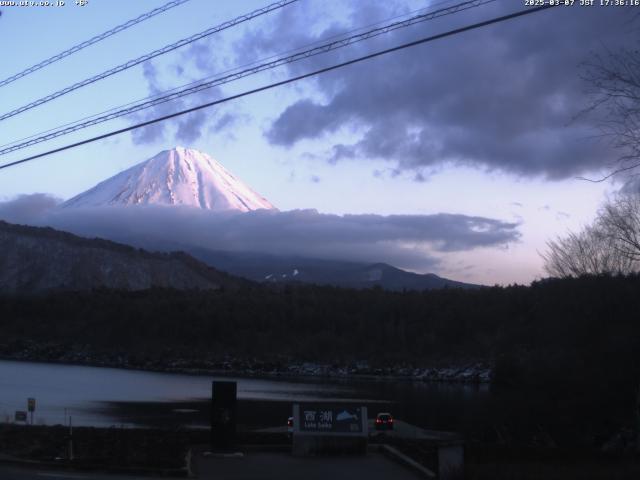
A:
[0, 360, 492, 431]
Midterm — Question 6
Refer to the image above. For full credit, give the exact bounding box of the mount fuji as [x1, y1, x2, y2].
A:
[62, 147, 275, 212]
[50, 147, 476, 291]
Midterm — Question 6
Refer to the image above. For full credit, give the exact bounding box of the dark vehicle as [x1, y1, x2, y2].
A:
[375, 412, 394, 430]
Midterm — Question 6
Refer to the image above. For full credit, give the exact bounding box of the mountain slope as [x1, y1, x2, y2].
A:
[62, 147, 275, 212]
[187, 249, 478, 290]
[342, 262, 477, 290]
[0, 221, 245, 293]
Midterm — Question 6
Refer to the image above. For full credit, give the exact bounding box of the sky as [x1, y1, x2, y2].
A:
[0, 0, 637, 285]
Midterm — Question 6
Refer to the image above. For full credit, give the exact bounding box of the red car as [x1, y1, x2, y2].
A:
[375, 412, 394, 430]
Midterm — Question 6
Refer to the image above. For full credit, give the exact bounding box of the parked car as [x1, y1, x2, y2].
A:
[375, 412, 394, 431]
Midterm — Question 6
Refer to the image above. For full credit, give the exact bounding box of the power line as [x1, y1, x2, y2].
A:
[0, 0, 298, 122]
[0, 0, 192, 88]
[0, 0, 496, 157]
[0, 0, 468, 153]
[0, 4, 554, 172]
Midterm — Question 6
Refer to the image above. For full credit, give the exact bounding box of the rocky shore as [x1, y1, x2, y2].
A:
[0, 340, 492, 383]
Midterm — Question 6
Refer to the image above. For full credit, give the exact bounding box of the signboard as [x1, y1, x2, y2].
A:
[298, 403, 364, 434]
[15, 411, 27, 422]
[27, 398, 36, 412]
[292, 403, 368, 456]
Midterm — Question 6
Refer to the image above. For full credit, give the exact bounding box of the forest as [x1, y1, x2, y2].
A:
[1, 274, 640, 446]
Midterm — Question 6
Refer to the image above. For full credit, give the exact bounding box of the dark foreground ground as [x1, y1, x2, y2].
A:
[0, 454, 424, 480]
[0, 424, 193, 473]
[193, 450, 423, 480]
[466, 446, 640, 480]
[2, 424, 640, 479]
[0, 465, 166, 480]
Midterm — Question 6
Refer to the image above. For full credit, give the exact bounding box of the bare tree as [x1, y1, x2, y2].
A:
[580, 45, 640, 180]
[600, 193, 640, 263]
[542, 193, 640, 278]
[542, 223, 635, 278]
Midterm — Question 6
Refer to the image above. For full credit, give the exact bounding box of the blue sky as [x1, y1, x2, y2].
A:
[0, 0, 632, 284]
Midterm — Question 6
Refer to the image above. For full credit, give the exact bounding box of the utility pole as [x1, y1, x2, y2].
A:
[68, 414, 74, 461]
[27, 398, 35, 425]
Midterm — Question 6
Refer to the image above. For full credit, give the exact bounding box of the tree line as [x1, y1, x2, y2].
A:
[1, 274, 640, 445]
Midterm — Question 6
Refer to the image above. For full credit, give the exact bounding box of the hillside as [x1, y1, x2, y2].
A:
[188, 249, 478, 290]
[0, 221, 244, 292]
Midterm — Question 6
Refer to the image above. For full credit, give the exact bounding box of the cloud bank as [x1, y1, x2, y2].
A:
[0, 193, 61, 224]
[0, 194, 520, 272]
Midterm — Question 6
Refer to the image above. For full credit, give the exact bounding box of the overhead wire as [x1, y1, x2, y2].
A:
[0, 3, 555, 171]
[0, 0, 497, 157]
[0, 0, 299, 122]
[0, 0, 466, 152]
[0, 0, 192, 88]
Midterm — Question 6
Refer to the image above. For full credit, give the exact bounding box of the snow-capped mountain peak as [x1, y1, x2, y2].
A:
[62, 147, 275, 212]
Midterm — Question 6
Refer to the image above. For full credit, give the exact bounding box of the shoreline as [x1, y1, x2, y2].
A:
[0, 345, 492, 384]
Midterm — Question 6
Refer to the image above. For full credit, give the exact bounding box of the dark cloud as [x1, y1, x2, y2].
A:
[0, 195, 520, 272]
[211, 112, 236, 131]
[184, 42, 218, 73]
[130, 60, 238, 146]
[240, 1, 635, 179]
[130, 62, 166, 145]
[413, 171, 427, 183]
[175, 109, 208, 144]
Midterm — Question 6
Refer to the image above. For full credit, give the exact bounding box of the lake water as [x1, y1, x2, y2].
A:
[0, 360, 492, 431]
